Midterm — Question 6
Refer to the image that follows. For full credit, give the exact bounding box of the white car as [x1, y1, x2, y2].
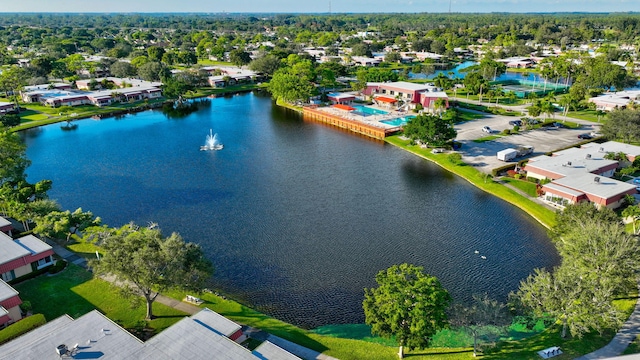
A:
[482, 126, 492, 133]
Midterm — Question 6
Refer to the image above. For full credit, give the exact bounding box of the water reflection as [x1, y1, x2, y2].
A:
[23, 92, 559, 329]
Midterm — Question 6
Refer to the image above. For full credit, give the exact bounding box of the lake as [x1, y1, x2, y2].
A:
[23, 92, 559, 329]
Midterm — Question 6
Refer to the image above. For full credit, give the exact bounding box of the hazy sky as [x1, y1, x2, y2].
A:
[2, 0, 639, 14]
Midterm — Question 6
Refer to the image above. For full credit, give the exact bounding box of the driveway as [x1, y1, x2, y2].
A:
[454, 114, 601, 173]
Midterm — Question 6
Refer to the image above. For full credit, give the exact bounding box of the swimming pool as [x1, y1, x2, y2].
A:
[352, 105, 389, 116]
[381, 116, 416, 126]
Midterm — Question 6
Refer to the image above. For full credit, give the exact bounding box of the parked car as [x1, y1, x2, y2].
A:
[578, 133, 593, 139]
[508, 120, 523, 127]
[553, 122, 566, 128]
[482, 126, 492, 133]
[590, 131, 603, 137]
[431, 148, 445, 154]
[526, 118, 540, 125]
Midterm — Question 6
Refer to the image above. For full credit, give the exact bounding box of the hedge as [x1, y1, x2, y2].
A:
[0, 314, 46, 345]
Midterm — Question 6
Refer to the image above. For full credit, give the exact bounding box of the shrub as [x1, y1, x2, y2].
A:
[8, 266, 51, 285]
[513, 125, 520, 132]
[514, 174, 522, 179]
[48, 260, 67, 275]
[502, 129, 511, 135]
[0, 314, 46, 345]
[506, 170, 517, 177]
[19, 301, 31, 314]
[447, 152, 462, 164]
[492, 163, 517, 177]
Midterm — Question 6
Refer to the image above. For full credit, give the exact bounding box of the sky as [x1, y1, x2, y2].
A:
[2, 0, 639, 14]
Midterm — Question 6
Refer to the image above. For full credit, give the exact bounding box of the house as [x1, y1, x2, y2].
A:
[0, 308, 300, 359]
[363, 81, 449, 111]
[0, 280, 22, 327]
[0, 217, 12, 236]
[496, 57, 536, 68]
[524, 141, 640, 209]
[0, 102, 16, 114]
[588, 90, 640, 111]
[326, 92, 355, 105]
[0, 233, 55, 282]
[523, 151, 618, 181]
[541, 173, 636, 209]
[351, 56, 382, 67]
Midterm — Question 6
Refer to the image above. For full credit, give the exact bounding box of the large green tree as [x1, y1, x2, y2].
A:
[448, 294, 511, 357]
[363, 263, 451, 358]
[403, 113, 457, 147]
[90, 223, 213, 320]
[601, 108, 640, 144]
[517, 203, 639, 338]
[0, 129, 30, 186]
[33, 207, 101, 242]
[267, 68, 315, 104]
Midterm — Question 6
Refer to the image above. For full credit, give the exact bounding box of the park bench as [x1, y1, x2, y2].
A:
[184, 295, 203, 305]
[537, 346, 562, 359]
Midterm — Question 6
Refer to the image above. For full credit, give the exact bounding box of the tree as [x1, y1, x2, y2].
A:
[448, 294, 511, 357]
[385, 52, 402, 63]
[601, 108, 640, 143]
[0, 129, 30, 186]
[33, 208, 101, 242]
[517, 263, 623, 339]
[90, 224, 213, 320]
[137, 61, 166, 81]
[229, 48, 251, 66]
[363, 263, 451, 358]
[110, 61, 137, 78]
[622, 204, 640, 234]
[267, 68, 315, 104]
[403, 113, 457, 147]
[518, 202, 639, 338]
[0, 114, 20, 128]
[0, 66, 27, 110]
[248, 54, 281, 76]
[462, 72, 488, 95]
[146, 46, 165, 63]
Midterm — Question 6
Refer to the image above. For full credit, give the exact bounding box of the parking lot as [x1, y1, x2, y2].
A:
[454, 113, 601, 173]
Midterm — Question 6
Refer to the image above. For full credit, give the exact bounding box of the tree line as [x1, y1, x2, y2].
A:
[365, 202, 640, 358]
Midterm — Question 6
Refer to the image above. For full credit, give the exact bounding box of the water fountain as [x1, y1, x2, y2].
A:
[200, 129, 223, 151]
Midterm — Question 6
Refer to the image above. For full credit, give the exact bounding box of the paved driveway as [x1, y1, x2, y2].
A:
[454, 114, 600, 173]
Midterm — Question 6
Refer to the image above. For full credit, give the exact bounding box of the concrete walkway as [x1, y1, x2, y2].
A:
[575, 284, 640, 360]
[48, 240, 336, 360]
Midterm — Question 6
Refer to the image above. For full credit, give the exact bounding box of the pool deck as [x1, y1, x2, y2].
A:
[312, 104, 411, 131]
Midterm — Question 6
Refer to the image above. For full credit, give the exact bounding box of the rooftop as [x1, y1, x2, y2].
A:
[0, 308, 299, 360]
[0, 232, 30, 265]
[0, 280, 19, 302]
[13, 235, 52, 255]
[552, 173, 637, 199]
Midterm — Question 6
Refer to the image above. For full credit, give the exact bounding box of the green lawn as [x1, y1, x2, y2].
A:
[386, 135, 556, 228]
[457, 109, 485, 122]
[474, 134, 505, 143]
[14, 264, 187, 335]
[566, 109, 608, 123]
[501, 177, 539, 197]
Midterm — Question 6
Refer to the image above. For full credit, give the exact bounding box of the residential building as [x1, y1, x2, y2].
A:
[588, 90, 640, 111]
[524, 141, 640, 209]
[0, 233, 55, 282]
[0, 102, 16, 114]
[0, 280, 22, 327]
[0, 308, 300, 359]
[363, 81, 449, 111]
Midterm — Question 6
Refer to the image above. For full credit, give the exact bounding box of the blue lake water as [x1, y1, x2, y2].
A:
[22, 92, 559, 329]
[409, 61, 551, 83]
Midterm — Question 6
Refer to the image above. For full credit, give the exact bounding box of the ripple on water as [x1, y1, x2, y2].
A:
[23, 93, 560, 329]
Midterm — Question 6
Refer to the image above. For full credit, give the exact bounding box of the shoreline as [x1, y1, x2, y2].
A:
[290, 102, 555, 228]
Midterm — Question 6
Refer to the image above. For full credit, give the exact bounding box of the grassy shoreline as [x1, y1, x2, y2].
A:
[384, 136, 556, 228]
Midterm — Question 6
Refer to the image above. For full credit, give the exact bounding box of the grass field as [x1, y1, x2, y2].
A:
[14, 264, 187, 335]
[501, 177, 539, 197]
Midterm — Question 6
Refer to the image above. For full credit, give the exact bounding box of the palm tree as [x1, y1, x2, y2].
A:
[622, 205, 640, 234]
